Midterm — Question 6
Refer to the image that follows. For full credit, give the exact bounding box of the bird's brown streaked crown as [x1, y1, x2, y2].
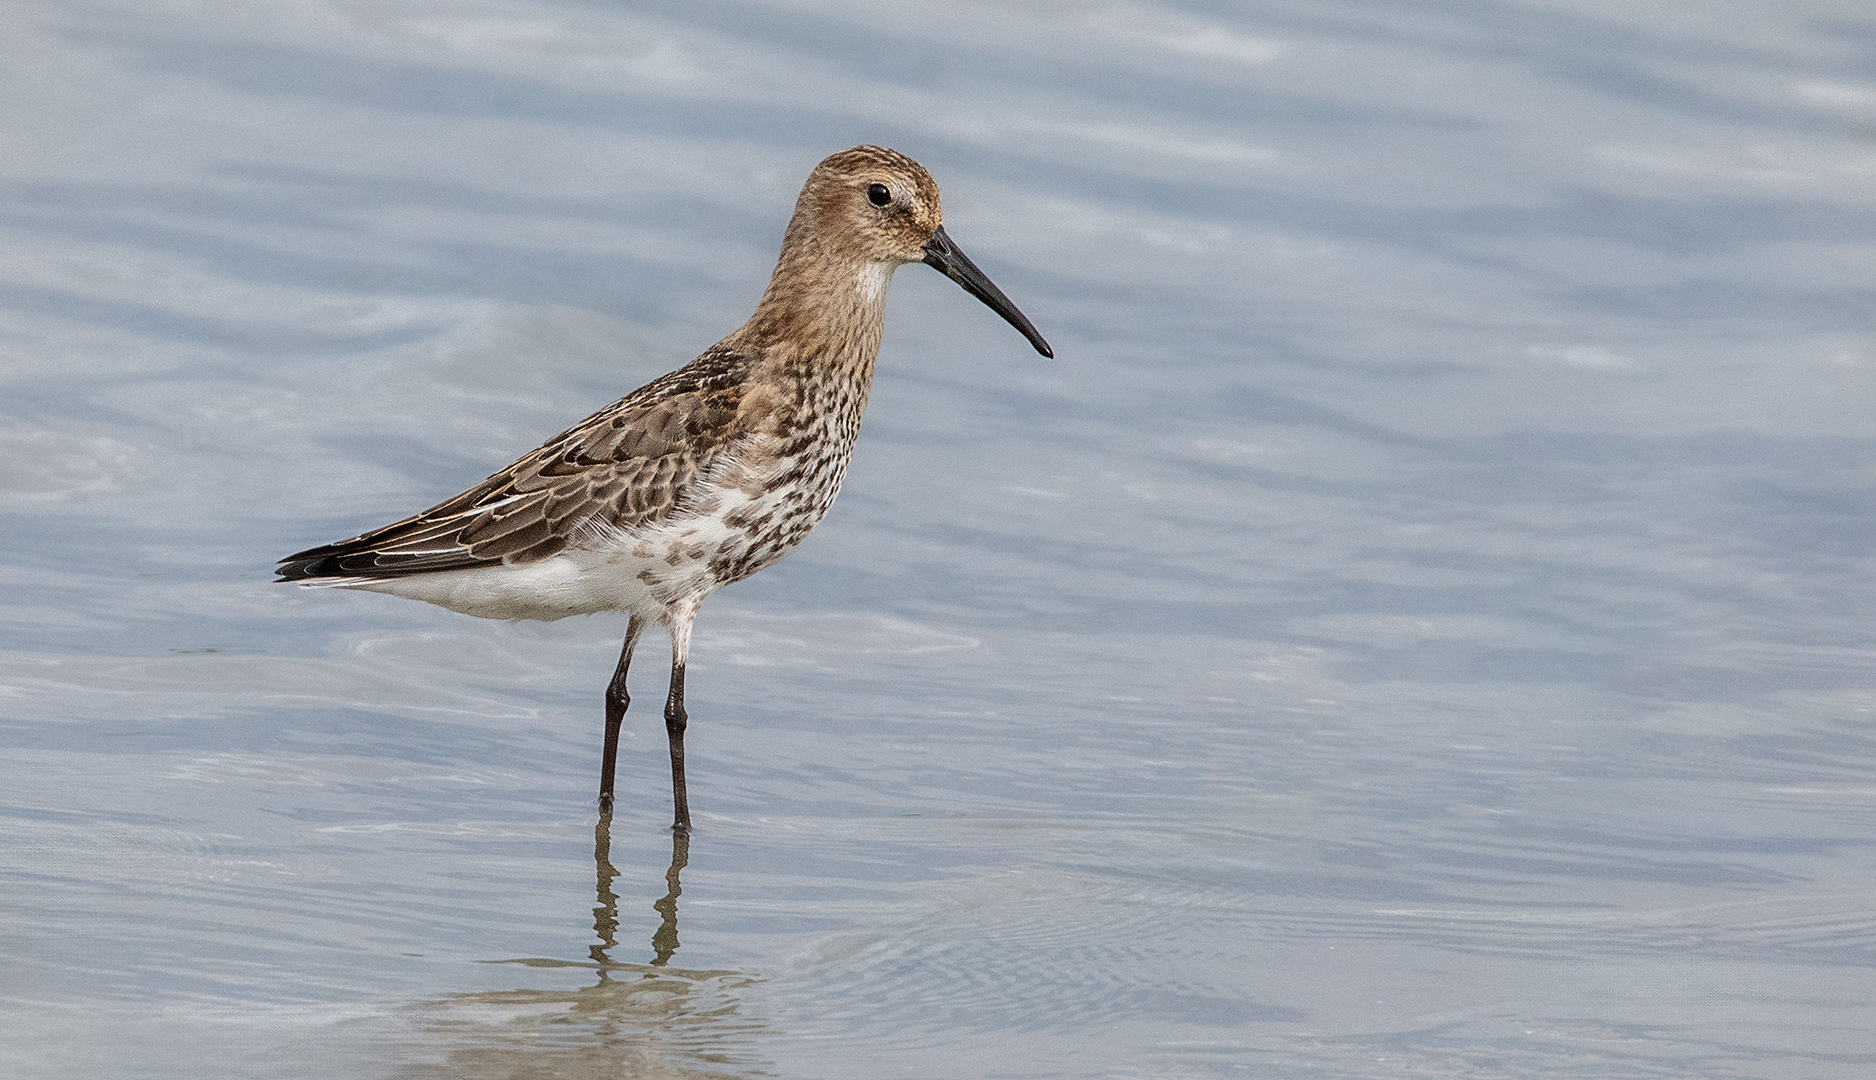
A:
[784, 145, 944, 267]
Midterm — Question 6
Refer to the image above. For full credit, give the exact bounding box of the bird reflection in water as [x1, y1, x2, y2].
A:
[592, 811, 688, 971]
[396, 818, 763, 1079]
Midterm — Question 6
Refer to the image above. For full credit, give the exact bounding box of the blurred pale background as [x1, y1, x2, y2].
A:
[2, 2, 1873, 1077]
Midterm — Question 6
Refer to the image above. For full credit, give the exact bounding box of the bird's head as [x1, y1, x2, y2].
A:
[785, 145, 1052, 357]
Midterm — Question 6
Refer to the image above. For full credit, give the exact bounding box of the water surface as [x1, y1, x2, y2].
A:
[2, 1, 1874, 1077]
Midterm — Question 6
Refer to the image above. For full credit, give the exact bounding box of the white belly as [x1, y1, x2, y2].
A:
[303, 482, 827, 623]
[326, 548, 664, 622]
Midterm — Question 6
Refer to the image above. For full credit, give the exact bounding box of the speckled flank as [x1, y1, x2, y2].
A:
[276, 145, 1051, 828]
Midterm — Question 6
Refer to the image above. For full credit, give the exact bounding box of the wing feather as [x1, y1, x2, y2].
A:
[278, 345, 753, 582]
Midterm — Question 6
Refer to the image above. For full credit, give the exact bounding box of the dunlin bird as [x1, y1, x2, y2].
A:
[278, 146, 1051, 832]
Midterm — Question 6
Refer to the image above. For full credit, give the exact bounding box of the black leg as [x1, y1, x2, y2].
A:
[599, 616, 643, 814]
[665, 660, 691, 833]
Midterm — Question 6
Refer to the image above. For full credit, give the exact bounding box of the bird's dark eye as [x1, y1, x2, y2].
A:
[867, 183, 891, 206]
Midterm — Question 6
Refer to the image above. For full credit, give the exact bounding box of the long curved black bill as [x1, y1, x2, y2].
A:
[922, 226, 1053, 358]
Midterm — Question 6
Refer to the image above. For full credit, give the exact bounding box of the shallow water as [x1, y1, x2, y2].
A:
[3, 1, 1874, 1076]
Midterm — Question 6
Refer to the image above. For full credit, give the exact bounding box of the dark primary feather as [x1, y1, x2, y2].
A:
[277, 345, 754, 582]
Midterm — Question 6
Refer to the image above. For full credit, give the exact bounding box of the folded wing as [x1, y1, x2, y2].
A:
[278, 346, 750, 582]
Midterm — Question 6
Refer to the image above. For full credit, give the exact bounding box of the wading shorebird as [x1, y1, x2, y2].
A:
[278, 146, 1051, 832]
